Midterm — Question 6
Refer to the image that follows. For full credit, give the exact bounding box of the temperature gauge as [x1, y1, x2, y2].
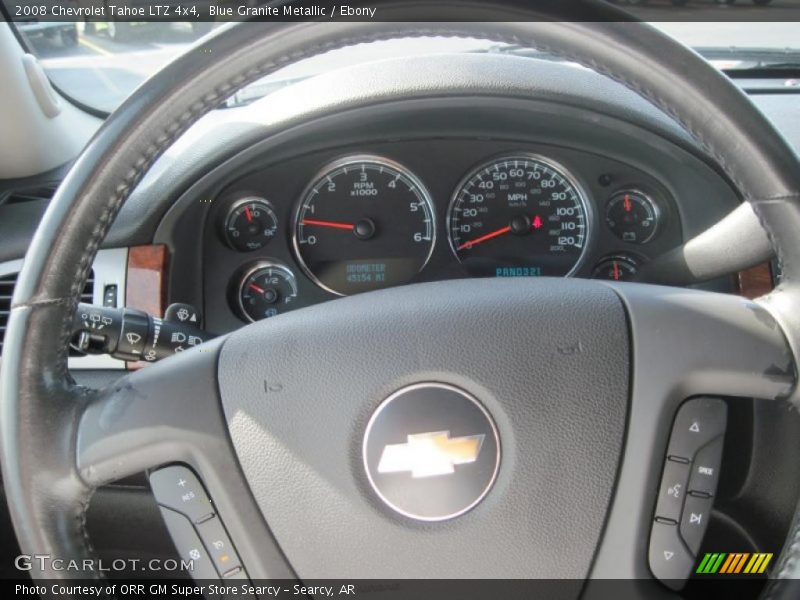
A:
[224, 197, 278, 252]
[605, 190, 659, 244]
[236, 262, 298, 322]
[592, 255, 639, 282]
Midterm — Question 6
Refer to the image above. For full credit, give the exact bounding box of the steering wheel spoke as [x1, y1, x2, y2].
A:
[76, 338, 228, 486]
[75, 336, 294, 580]
[590, 283, 795, 585]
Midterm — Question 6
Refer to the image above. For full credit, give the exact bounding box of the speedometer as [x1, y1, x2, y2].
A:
[447, 155, 591, 277]
[293, 155, 435, 296]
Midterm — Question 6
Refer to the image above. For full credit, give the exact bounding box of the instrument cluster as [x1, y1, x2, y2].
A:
[206, 142, 679, 325]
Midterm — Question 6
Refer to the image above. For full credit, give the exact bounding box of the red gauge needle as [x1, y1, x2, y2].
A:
[244, 206, 253, 222]
[623, 194, 632, 213]
[458, 225, 512, 251]
[248, 283, 266, 294]
[300, 219, 355, 231]
[613, 261, 620, 281]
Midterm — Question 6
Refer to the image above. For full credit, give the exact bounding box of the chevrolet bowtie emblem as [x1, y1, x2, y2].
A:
[377, 431, 485, 478]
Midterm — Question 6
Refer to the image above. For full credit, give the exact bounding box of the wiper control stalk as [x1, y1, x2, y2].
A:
[71, 303, 215, 363]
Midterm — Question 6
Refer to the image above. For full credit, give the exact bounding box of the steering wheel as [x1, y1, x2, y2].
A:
[3, 3, 800, 596]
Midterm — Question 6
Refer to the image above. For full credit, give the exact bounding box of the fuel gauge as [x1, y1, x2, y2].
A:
[236, 262, 298, 322]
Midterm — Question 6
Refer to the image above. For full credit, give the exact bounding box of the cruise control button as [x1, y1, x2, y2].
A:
[668, 398, 727, 460]
[655, 459, 690, 522]
[649, 521, 694, 590]
[150, 466, 214, 524]
[680, 494, 714, 555]
[159, 507, 219, 580]
[196, 516, 242, 576]
[688, 436, 724, 497]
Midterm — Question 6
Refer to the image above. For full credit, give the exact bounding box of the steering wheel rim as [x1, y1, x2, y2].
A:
[2, 2, 800, 594]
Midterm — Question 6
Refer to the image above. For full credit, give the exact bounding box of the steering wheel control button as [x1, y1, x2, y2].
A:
[149, 466, 215, 524]
[651, 398, 728, 590]
[158, 507, 220, 580]
[363, 383, 500, 522]
[680, 494, 714, 555]
[655, 459, 690, 523]
[648, 522, 694, 591]
[688, 436, 724, 497]
[667, 397, 727, 460]
[196, 516, 242, 576]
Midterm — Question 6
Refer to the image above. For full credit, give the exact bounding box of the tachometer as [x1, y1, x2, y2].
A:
[293, 155, 435, 296]
[447, 155, 591, 277]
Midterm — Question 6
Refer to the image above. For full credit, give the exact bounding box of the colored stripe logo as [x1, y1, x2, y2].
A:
[696, 553, 773, 574]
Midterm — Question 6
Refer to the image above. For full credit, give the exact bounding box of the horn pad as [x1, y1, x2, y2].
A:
[219, 278, 629, 579]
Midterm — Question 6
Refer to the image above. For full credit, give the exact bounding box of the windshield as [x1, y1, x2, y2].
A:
[11, 21, 800, 114]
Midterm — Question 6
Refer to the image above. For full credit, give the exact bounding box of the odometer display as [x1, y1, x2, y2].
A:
[294, 155, 435, 296]
[448, 155, 591, 277]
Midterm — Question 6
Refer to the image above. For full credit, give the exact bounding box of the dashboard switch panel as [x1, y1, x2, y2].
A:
[650, 397, 727, 590]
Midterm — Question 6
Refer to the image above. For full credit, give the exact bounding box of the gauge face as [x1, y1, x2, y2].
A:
[605, 190, 659, 244]
[293, 155, 435, 295]
[592, 255, 638, 281]
[224, 198, 278, 252]
[448, 155, 591, 277]
[237, 262, 298, 322]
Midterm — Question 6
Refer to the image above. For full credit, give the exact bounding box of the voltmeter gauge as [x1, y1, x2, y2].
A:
[236, 262, 298, 322]
[224, 197, 278, 252]
[605, 190, 659, 244]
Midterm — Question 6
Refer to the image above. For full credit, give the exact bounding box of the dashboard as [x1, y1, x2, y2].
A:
[1, 53, 753, 349]
[203, 139, 688, 329]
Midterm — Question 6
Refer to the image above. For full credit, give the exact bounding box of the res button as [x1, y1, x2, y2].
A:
[149, 466, 215, 524]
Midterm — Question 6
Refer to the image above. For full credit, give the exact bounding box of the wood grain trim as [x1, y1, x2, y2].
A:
[126, 245, 168, 370]
[737, 263, 773, 299]
[126, 245, 168, 316]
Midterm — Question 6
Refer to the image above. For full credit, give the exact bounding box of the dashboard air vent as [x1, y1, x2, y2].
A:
[0, 183, 58, 207]
[0, 270, 94, 356]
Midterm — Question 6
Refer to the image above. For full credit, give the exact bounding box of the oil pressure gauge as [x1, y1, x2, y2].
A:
[224, 197, 278, 252]
[605, 190, 660, 244]
[235, 262, 298, 322]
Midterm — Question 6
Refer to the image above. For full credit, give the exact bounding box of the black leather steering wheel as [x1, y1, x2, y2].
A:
[2, 2, 800, 596]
